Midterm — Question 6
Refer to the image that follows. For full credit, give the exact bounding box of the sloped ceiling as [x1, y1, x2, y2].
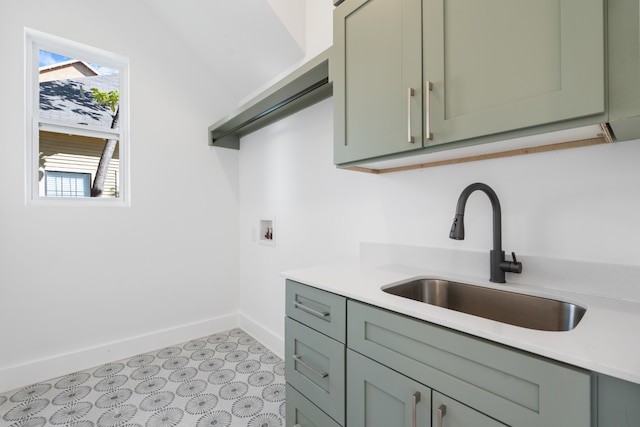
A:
[143, 0, 305, 103]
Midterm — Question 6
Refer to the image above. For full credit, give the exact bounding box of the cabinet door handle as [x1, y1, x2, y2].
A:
[411, 391, 421, 427]
[437, 404, 447, 427]
[294, 301, 329, 319]
[292, 354, 328, 379]
[425, 81, 433, 140]
[408, 87, 416, 143]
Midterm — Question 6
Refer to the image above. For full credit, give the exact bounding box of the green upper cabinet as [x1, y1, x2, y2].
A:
[333, 0, 606, 166]
[333, 0, 423, 164]
[608, 0, 640, 141]
[425, 0, 605, 145]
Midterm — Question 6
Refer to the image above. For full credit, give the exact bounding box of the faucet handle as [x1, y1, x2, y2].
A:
[500, 252, 523, 274]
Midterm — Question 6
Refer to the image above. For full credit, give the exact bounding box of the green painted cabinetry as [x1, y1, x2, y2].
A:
[333, 0, 606, 165]
[347, 300, 591, 427]
[595, 374, 640, 426]
[285, 318, 345, 424]
[284, 280, 640, 426]
[333, 0, 423, 164]
[424, 0, 604, 146]
[347, 350, 431, 427]
[608, 0, 640, 141]
[285, 280, 346, 426]
[348, 348, 511, 427]
[286, 279, 346, 343]
[432, 392, 507, 427]
[286, 384, 342, 427]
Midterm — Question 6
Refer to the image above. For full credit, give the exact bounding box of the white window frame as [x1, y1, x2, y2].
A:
[25, 28, 130, 206]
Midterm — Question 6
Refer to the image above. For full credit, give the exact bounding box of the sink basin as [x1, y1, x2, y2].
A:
[382, 278, 586, 331]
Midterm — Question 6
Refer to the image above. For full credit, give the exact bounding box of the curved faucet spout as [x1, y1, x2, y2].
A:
[449, 183, 521, 283]
[450, 183, 502, 251]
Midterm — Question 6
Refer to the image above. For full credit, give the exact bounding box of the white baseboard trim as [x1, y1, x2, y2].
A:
[0, 313, 240, 393]
[239, 313, 284, 359]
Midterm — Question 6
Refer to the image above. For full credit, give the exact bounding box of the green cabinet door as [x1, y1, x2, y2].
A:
[596, 374, 640, 427]
[424, 0, 605, 145]
[334, 0, 423, 164]
[433, 392, 508, 427]
[608, 0, 640, 140]
[347, 349, 431, 427]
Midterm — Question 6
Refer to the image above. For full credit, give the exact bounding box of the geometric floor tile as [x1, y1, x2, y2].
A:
[0, 328, 285, 426]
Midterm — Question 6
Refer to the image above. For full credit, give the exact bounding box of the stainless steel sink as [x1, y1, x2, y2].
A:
[382, 278, 586, 331]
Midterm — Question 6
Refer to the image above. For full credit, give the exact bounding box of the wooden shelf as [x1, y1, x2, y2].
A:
[208, 48, 332, 149]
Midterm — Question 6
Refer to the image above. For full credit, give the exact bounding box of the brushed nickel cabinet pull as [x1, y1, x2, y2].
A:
[294, 301, 329, 318]
[425, 81, 433, 140]
[412, 391, 421, 427]
[437, 404, 447, 427]
[292, 354, 328, 379]
[408, 87, 416, 143]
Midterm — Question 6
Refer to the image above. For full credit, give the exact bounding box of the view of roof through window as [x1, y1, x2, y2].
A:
[36, 49, 122, 199]
[39, 50, 118, 75]
[38, 50, 120, 130]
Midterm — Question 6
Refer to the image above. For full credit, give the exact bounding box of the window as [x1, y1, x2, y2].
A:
[25, 28, 129, 206]
[45, 171, 91, 197]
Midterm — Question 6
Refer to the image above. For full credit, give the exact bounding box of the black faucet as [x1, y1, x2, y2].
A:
[449, 183, 522, 283]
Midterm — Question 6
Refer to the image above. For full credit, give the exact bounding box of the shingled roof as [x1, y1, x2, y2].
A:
[39, 73, 119, 129]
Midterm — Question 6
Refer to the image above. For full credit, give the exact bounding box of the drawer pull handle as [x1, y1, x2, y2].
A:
[292, 354, 328, 379]
[294, 301, 329, 319]
[425, 80, 433, 140]
[437, 404, 447, 427]
[408, 87, 415, 143]
[412, 391, 421, 427]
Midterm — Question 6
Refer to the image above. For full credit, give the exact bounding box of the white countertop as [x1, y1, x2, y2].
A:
[283, 243, 640, 385]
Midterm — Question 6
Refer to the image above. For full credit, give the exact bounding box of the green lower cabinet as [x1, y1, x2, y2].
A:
[596, 374, 640, 427]
[347, 349, 431, 427]
[284, 281, 640, 427]
[347, 300, 591, 427]
[285, 317, 345, 425]
[433, 392, 507, 427]
[286, 384, 341, 427]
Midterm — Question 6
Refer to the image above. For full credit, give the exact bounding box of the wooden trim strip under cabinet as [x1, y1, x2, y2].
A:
[346, 124, 614, 174]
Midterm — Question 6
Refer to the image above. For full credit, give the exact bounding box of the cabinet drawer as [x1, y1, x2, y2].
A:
[285, 317, 345, 424]
[286, 384, 342, 427]
[347, 301, 590, 427]
[433, 391, 507, 427]
[286, 280, 346, 343]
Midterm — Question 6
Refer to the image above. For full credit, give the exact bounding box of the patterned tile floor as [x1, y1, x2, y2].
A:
[0, 328, 286, 427]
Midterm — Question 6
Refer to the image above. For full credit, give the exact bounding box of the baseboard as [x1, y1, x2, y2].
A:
[239, 313, 284, 359]
[0, 313, 240, 393]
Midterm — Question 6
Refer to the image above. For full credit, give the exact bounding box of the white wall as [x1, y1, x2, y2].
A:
[304, 0, 334, 61]
[0, 1, 241, 391]
[238, 97, 640, 351]
[267, 0, 306, 53]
